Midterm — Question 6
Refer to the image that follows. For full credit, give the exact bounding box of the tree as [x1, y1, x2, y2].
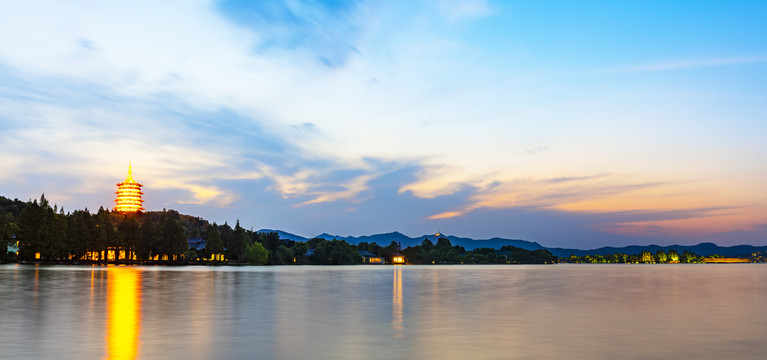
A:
[227, 220, 248, 260]
[17, 198, 43, 261]
[0, 211, 17, 262]
[219, 221, 233, 251]
[184, 249, 198, 262]
[309, 239, 362, 265]
[259, 231, 281, 252]
[0, 211, 13, 245]
[138, 217, 158, 260]
[89, 207, 116, 262]
[640, 251, 654, 263]
[240, 242, 268, 265]
[292, 242, 309, 264]
[47, 207, 68, 260]
[206, 223, 224, 257]
[273, 245, 293, 264]
[445, 248, 462, 263]
[13, 194, 69, 261]
[0, 196, 26, 218]
[169, 220, 188, 257]
[436, 237, 452, 250]
[65, 210, 88, 261]
[96, 207, 116, 252]
[118, 215, 140, 261]
[158, 210, 187, 258]
[656, 250, 668, 263]
[307, 237, 325, 249]
[253, 231, 283, 264]
[403, 245, 425, 264]
[681, 250, 698, 263]
[499, 246, 556, 264]
[668, 249, 680, 263]
[425, 249, 441, 264]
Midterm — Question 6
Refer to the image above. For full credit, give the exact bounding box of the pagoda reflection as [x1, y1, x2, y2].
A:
[106, 267, 141, 360]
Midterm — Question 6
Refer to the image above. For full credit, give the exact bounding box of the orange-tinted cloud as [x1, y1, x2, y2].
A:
[421, 173, 766, 238]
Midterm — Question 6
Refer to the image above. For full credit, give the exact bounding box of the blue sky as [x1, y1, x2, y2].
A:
[1, 0, 766, 248]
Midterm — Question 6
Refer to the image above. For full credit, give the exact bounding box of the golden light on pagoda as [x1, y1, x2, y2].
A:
[114, 162, 144, 213]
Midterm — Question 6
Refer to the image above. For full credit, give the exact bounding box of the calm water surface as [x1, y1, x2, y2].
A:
[1, 264, 766, 359]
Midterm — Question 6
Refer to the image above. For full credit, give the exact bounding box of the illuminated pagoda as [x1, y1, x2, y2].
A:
[114, 162, 144, 213]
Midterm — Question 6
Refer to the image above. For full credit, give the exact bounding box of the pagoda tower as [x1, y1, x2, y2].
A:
[114, 162, 144, 213]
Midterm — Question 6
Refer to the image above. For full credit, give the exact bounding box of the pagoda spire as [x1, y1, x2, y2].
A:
[125, 161, 135, 183]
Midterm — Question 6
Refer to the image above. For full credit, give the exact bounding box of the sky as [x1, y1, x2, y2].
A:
[0, 0, 766, 249]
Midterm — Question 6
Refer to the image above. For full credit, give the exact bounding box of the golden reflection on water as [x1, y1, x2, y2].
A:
[33, 265, 39, 300]
[90, 268, 96, 306]
[105, 267, 141, 360]
[392, 266, 403, 337]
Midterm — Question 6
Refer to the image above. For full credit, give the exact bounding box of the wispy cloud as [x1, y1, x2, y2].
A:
[438, 0, 494, 24]
[426, 175, 676, 220]
[609, 55, 767, 74]
[296, 174, 375, 206]
[216, 0, 365, 67]
[153, 180, 235, 206]
[428, 211, 464, 220]
[525, 146, 549, 155]
[595, 206, 744, 224]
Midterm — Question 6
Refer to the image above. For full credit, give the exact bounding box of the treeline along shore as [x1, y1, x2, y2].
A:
[0, 194, 556, 265]
[1, 194, 761, 265]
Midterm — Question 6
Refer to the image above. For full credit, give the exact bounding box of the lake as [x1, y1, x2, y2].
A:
[1, 264, 766, 359]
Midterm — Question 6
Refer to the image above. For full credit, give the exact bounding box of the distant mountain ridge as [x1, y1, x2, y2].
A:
[257, 229, 767, 257]
[546, 242, 767, 258]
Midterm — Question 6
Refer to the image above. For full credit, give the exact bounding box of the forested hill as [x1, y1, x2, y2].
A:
[0, 196, 26, 218]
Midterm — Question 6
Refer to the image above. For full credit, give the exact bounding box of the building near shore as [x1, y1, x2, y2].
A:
[359, 250, 384, 264]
